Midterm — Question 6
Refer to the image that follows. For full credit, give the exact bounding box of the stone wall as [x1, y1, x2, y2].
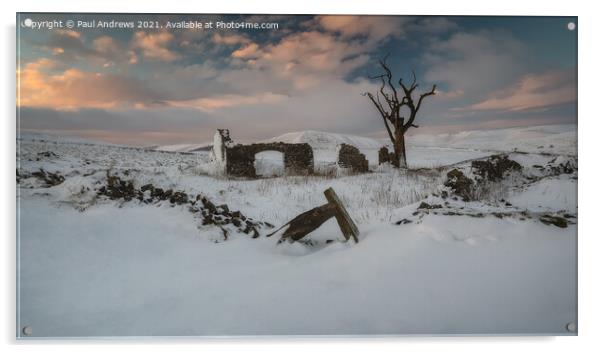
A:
[225, 142, 314, 178]
[378, 146, 396, 165]
[337, 143, 369, 173]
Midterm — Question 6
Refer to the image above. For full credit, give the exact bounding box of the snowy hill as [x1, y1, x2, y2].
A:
[264, 130, 386, 150]
[410, 124, 577, 155]
[263, 124, 576, 156]
[153, 143, 213, 152]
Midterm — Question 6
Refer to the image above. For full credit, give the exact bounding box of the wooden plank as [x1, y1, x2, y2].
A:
[324, 187, 360, 243]
[271, 203, 336, 242]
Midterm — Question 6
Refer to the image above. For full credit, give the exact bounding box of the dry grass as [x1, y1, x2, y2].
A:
[250, 168, 444, 223]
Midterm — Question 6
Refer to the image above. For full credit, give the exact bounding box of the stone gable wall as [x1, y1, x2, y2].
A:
[337, 143, 369, 173]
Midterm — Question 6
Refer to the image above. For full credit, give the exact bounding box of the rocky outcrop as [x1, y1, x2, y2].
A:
[444, 169, 474, 201]
[471, 154, 522, 182]
[18, 168, 65, 187]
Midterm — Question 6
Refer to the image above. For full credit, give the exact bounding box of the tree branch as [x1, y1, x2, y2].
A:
[379, 58, 400, 107]
[403, 84, 436, 131]
[416, 84, 437, 112]
[364, 92, 395, 143]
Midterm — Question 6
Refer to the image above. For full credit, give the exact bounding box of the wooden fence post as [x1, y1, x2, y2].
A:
[323, 187, 360, 243]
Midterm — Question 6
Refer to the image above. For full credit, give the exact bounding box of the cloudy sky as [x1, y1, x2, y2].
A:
[17, 14, 577, 146]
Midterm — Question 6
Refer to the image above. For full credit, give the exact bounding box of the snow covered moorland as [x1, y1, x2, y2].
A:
[16, 125, 577, 337]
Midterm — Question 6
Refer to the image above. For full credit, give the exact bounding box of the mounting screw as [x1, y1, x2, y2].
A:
[567, 22, 576, 31]
[566, 322, 577, 332]
[22, 326, 32, 336]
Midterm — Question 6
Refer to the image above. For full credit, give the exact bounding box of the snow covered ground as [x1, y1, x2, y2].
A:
[16, 124, 577, 337]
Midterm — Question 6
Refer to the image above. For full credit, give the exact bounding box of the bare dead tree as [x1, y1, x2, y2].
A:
[363, 55, 436, 168]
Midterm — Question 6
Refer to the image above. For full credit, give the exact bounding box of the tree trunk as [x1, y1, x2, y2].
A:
[398, 133, 407, 168]
[393, 120, 408, 169]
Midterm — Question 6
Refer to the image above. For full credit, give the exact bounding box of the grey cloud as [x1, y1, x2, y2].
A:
[424, 30, 528, 97]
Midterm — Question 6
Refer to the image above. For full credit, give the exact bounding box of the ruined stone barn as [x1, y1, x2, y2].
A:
[210, 129, 376, 177]
[210, 130, 314, 178]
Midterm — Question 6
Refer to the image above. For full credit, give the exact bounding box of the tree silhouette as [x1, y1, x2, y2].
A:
[363, 55, 436, 168]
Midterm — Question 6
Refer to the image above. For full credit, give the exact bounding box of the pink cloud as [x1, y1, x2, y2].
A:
[166, 92, 288, 111]
[466, 70, 576, 111]
[54, 29, 81, 39]
[131, 31, 179, 62]
[231, 43, 260, 58]
[18, 58, 158, 110]
[316, 15, 405, 43]
[93, 35, 119, 55]
[229, 30, 368, 90]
